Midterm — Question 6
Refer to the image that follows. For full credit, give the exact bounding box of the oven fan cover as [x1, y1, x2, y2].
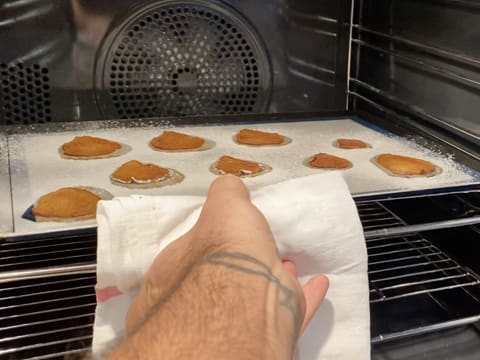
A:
[94, 0, 272, 119]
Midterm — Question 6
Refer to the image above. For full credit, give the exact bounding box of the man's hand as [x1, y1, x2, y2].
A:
[108, 175, 328, 360]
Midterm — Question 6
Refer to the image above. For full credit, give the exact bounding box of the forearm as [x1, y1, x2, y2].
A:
[106, 251, 301, 360]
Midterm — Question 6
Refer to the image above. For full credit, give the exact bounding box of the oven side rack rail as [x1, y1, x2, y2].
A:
[0, 215, 478, 283]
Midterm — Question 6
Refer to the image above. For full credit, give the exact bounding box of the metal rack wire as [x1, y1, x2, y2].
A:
[358, 202, 480, 300]
[0, 274, 95, 359]
[0, 232, 96, 273]
[357, 200, 480, 343]
[367, 233, 480, 303]
[357, 202, 405, 230]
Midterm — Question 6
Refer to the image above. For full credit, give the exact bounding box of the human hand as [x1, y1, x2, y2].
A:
[117, 175, 328, 359]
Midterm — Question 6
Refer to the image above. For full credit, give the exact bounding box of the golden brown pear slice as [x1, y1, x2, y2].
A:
[335, 138, 370, 149]
[110, 160, 184, 188]
[32, 187, 111, 221]
[373, 153, 441, 177]
[306, 153, 352, 169]
[61, 136, 125, 159]
[150, 131, 211, 151]
[211, 155, 271, 177]
[234, 129, 290, 146]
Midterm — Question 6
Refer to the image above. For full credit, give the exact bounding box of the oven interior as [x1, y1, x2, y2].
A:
[1, 0, 480, 359]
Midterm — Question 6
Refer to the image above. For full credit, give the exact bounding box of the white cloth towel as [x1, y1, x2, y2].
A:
[93, 173, 370, 359]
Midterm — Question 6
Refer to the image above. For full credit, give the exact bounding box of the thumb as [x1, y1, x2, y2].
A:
[301, 275, 329, 334]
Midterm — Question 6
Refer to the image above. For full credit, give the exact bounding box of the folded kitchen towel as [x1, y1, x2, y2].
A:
[93, 172, 370, 359]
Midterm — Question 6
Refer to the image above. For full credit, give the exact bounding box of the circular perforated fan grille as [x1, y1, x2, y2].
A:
[95, 1, 271, 119]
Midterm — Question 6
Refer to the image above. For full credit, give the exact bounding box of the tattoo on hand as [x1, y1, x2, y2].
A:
[203, 251, 300, 328]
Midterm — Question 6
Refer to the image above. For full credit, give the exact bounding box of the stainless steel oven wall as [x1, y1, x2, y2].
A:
[0, 133, 11, 233]
[350, 0, 480, 151]
[0, 0, 352, 125]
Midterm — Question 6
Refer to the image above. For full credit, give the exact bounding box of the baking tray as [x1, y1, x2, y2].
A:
[1, 117, 478, 236]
